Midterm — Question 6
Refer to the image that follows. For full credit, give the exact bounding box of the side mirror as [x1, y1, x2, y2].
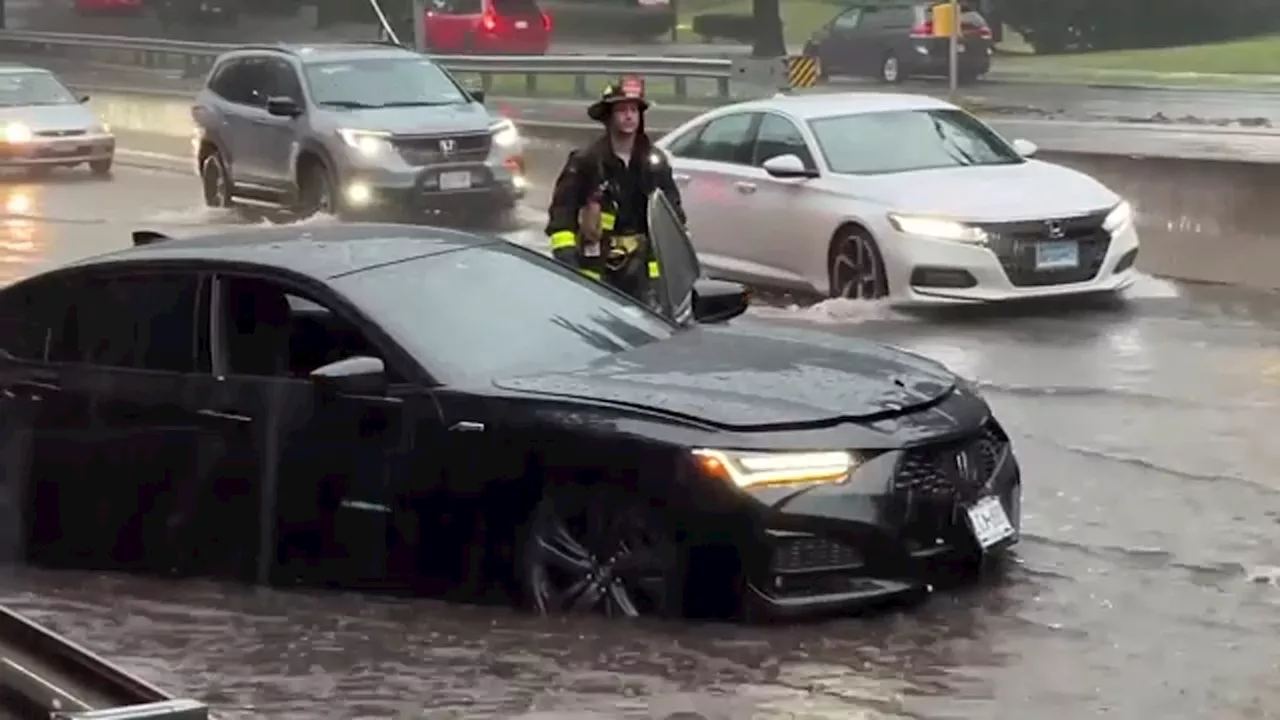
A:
[1011, 138, 1038, 157]
[470, 89, 486, 104]
[77, 94, 90, 104]
[692, 278, 749, 324]
[309, 355, 387, 396]
[761, 154, 817, 179]
[266, 96, 302, 117]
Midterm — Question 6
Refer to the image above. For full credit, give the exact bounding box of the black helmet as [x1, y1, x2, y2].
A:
[587, 75, 649, 123]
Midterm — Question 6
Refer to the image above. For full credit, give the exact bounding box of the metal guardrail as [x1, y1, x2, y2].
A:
[0, 30, 737, 100]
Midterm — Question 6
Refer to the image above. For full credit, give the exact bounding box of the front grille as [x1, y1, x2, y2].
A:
[35, 129, 86, 138]
[977, 210, 1112, 287]
[893, 422, 1008, 502]
[393, 133, 491, 166]
[769, 532, 862, 573]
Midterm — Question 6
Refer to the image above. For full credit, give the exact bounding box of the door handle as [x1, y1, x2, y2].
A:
[734, 182, 757, 194]
[674, 173, 691, 185]
[197, 408, 251, 422]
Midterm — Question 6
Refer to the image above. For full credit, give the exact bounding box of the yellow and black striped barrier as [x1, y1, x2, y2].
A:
[785, 55, 821, 88]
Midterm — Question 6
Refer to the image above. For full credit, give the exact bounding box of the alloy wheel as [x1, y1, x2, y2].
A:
[881, 54, 900, 83]
[526, 490, 676, 617]
[201, 155, 230, 208]
[830, 233, 885, 300]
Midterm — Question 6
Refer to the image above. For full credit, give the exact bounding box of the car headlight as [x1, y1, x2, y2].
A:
[489, 119, 519, 149]
[1103, 200, 1132, 232]
[888, 212, 988, 244]
[96, 120, 111, 134]
[337, 129, 392, 158]
[3, 123, 32, 144]
[692, 448, 858, 489]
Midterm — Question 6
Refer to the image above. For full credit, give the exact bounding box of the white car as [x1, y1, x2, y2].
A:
[0, 64, 115, 176]
[655, 92, 1139, 305]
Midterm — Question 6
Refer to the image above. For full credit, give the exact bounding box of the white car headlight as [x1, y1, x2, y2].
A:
[3, 123, 32, 144]
[1103, 200, 1132, 232]
[692, 448, 858, 489]
[489, 119, 519, 149]
[337, 129, 392, 158]
[888, 213, 988, 244]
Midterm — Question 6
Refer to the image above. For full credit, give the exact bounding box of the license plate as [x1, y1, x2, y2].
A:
[515, 20, 528, 28]
[965, 496, 1015, 549]
[1035, 240, 1078, 270]
[439, 171, 471, 190]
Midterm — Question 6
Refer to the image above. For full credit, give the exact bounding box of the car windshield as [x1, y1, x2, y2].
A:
[0, 72, 78, 107]
[808, 109, 1023, 175]
[334, 243, 677, 384]
[303, 58, 469, 108]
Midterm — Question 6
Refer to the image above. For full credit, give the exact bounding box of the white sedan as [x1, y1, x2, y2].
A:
[655, 92, 1139, 305]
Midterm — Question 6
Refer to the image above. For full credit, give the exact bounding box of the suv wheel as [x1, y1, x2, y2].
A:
[296, 160, 336, 219]
[199, 151, 233, 208]
[879, 52, 903, 83]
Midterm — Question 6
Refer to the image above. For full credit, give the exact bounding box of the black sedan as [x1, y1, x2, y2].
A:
[0, 192, 1020, 620]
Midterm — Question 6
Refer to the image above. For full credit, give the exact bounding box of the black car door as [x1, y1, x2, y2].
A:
[195, 272, 430, 589]
[647, 188, 700, 324]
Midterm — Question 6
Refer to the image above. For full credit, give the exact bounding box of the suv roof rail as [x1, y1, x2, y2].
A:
[227, 42, 297, 54]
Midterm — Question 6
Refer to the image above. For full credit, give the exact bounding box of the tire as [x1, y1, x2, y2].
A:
[199, 149, 233, 208]
[879, 51, 904, 84]
[89, 157, 113, 177]
[295, 159, 336, 219]
[519, 483, 681, 618]
[827, 226, 889, 300]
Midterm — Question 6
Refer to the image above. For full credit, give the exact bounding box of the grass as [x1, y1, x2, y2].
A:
[998, 34, 1280, 76]
[673, 0, 845, 46]
[454, 71, 729, 104]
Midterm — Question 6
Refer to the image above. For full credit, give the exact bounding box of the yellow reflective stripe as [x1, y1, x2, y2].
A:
[647, 260, 660, 278]
[580, 268, 601, 280]
[549, 230, 576, 250]
[600, 212, 616, 231]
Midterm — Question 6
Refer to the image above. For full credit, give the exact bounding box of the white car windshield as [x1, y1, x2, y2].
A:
[808, 109, 1023, 175]
[303, 58, 469, 109]
[0, 72, 78, 107]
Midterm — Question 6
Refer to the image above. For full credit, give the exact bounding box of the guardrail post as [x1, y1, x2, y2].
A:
[716, 76, 729, 100]
[525, 73, 537, 96]
[573, 75, 586, 98]
[480, 72, 493, 95]
[673, 76, 686, 101]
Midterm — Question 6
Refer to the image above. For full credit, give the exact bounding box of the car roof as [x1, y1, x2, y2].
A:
[218, 42, 420, 64]
[62, 223, 502, 281]
[0, 64, 50, 75]
[727, 91, 957, 121]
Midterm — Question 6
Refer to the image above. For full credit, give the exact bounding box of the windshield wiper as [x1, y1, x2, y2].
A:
[317, 100, 383, 109]
[377, 100, 463, 108]
[930, 115, 977, 166]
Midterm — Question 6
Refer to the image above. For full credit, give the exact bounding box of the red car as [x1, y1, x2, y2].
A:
[423, 0, 552, 55]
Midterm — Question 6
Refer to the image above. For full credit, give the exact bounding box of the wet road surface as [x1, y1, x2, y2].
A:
[0, 160, 1275, 718]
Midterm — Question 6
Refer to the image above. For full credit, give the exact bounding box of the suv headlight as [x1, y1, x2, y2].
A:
[1103, 200, 1132, 232]
[888, 213, 989, 244]
[692, 448, 858, 489]
[489, 119, 519, 149]
[337, 129, 392, 158]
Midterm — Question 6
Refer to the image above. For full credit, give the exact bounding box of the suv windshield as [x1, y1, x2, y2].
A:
[303, 57, 469, 108]
[809, 109, 1022, 175]
[334, 243, 676, 384]
[0, 72, 78, 107]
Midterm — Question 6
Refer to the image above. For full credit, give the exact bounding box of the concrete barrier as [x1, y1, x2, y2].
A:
[80, 86, 1280, 292]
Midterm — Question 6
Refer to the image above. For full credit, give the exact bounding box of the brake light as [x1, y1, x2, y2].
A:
[541, 11, 551, 31]
[973, 25, 992, 38]
[480, 9, 497, 31]
[909, 22, 932, 37]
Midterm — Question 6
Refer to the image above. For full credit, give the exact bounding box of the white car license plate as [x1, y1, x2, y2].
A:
[439, 171, 471, 190]
[515, 20, 528, 28]
[1035, 240, 1078, 270]
[965, 496, 1015, 549]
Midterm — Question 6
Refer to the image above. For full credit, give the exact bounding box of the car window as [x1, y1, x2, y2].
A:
[51, 273, 202, 372]
[808, 108, 1022, 175]
[878, 6, 914, 28]
[664, 123, 706, 158]
[0, 72, 78, 107]
[491, 0, 540, 13]
[831, 8, 861, 29]
[679, 113, 758, 165]
[208, 57, 272, 107]
[753, 114, 815, 170]
[0, 278, 65, 362]
[303, 57, 468, 108]
[266, 59, 303, 100]
[332, 243, 676, 384]
[428, 0, 481, 12]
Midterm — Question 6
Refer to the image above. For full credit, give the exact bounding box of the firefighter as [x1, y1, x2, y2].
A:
[544, 75, 686, 305]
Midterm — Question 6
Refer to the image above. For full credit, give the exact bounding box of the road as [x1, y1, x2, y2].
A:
[11, 2, 1280, 126]
[0, 138, 1274, 718]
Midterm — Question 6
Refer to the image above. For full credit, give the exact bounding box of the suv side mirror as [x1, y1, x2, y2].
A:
[469, 89, 486, 104]
[693, 278, 748, 324]
[309, 356, 387, 396]
[762, 154, 817, 179]
[77, 94, 90, 104]
[1011, 138, 1038, 157]
[266, 96, 302, 117]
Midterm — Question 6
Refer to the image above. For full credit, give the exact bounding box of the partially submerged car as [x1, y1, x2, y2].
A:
[0, 192, 1020, 620]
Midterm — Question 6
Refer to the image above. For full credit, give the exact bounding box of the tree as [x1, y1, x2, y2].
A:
[751, 0, 786, 57]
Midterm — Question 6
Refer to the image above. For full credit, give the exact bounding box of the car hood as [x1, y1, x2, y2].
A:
[0, 103, 96, 132]
[329, 102, 496, 135]
[845, 160, 1119, 221]
[492, 324, 957, 430]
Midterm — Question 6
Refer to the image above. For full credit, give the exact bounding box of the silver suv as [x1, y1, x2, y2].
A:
[191, 42, 526, 222]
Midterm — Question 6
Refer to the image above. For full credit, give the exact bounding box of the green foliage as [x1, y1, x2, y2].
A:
[998, 0, 1280, 53]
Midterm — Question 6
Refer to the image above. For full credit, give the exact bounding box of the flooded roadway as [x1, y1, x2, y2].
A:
[0, 165, 1277, 718]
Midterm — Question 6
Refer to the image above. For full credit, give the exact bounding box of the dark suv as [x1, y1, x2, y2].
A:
[191, 42, 526, 222]
[803, 2, 993, 84]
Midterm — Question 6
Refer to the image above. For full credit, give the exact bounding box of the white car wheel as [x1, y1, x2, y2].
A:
[828, 228, 888, 300]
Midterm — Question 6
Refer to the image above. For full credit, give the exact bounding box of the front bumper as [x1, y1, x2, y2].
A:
[887, 220, 1141, 306]
[338, 162, 526, 220]
[740, 420, 1021, 619]
[0, 133, 115, 167]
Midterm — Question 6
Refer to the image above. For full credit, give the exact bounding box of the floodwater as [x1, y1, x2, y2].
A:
[0, 165, 1276, 719]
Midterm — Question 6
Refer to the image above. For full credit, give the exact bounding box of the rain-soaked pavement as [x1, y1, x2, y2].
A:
[0, 163, 1276, 718]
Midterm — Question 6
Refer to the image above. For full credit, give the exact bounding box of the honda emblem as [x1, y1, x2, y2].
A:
[439, 138, 456, 156]
[1046, 220, 1065, 239]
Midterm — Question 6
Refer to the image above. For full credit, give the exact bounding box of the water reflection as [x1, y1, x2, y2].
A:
[0, 185, 42, 285]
